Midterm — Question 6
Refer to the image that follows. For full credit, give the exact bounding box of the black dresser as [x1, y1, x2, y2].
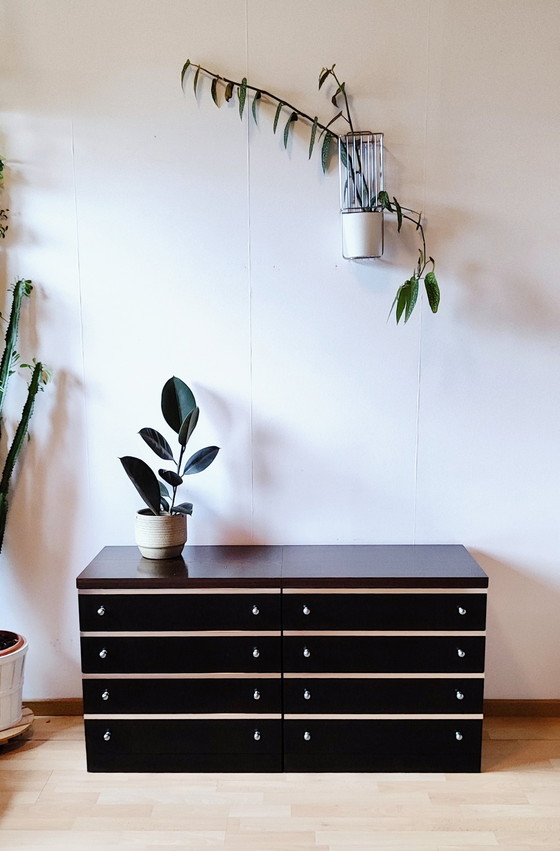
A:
[77, 544, 488, 772]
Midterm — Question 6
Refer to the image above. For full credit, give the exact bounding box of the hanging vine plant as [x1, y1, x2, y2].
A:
[181, 61, 440, 324]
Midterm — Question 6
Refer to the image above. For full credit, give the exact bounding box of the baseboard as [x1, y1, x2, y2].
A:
[24, 698, 560, 717]
[484, 699, 560, 717]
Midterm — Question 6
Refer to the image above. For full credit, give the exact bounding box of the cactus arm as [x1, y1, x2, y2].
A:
[0, 279, 32, 430]
[0, 360, 45, 550]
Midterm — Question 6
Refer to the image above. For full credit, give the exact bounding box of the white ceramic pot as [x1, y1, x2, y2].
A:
[134, 510, 187, 560]
[0, 632, 28, 731]
[341, 210, 383, 259]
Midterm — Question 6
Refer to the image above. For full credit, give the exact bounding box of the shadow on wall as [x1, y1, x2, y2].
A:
[470, 549, 560, 700]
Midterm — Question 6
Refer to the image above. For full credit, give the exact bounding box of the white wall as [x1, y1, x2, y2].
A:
[1, 0, 559, 700]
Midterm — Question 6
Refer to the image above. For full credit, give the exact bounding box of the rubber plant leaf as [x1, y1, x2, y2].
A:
[283, 112, 298, 149]
[183, 445, 220, 475]
[238, 77, 247, 119]
[161, 376, 196, 434]
[139, 427, 175, 462]
[159, 469, 183, 487]
[211, 77, 219, 107]
[174, 502, 193, 515]
[308, 117, 318, 159]
[120, 456, 161, 515]
[424, 271, 440, 313]
[178, 406, 200, 447]
[273, 102, 284, 133]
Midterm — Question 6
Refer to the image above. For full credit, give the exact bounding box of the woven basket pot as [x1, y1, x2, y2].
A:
[0, 632, 28, 731]
[134, 510, 187, 560]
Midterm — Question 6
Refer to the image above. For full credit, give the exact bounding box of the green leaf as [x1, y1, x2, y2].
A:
[238, 77, 247, 119]
[424, 270, 440, 313]
[318, 68, 329, 90]
[173, 502, 193, 515]
[180, 59, 191, 90]
[178, 406, 200, 447]
[377, 190, 392, 212]
[331, 82, 345, 107]
[159, 469, 183, 487]
[405, 277, 419, 322]
[120, 456, 161, 515]
[273, 101, 284, 133]
[211, 77, 219, 107]
[193, 65, 201, 95]
[139, 427, 175, 462]
[308, 117, 318, 159]
[159, 480, 170, 499]
[283, 112, 298, 149]
[339, 140, 348, 168]
[225, 81, 233, 101]
[395, 282, 409, 324]
[183, 445, 220, 475]
[321, 132, 334, 173]
[393, 196, 403, 232]
[252, 90, 261, 123]
[161, 377, 196, 434]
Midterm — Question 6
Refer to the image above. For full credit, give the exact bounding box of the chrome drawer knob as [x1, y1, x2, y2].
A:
[97, 605, 106, 616]
[303, 731, 311, 741]
[303, 647, 311, 658]
[252, 647, 260, 658]
[457, 648, 466, 658]
[458, 606, 467, 616]
[253, 730, 261, 741]
[455, 731, 463, 741]
[302, 605, 311, 615]
[252, 605, 260, 616]
[253, 689, 261, 701]
[456, 690, 464, 701]
[99, 648, 108, 659]
[303, 689, 311, 700]
[101, 689, 110, 701]
[103, 730, 111, 742]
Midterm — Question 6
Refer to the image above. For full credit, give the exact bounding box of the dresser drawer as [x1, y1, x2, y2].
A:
[82, 676, 281, 714]
[283, 592, 486, 631]
[79, 592, 280, 631]
[284, 719, 483, 772]
[84, 719, 282, 772]
[283, 636, 485, 673]
[80, 636, 281, 674]
[284, 676, 484, 714]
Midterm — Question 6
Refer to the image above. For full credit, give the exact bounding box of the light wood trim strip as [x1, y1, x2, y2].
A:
[283, 630, 486, 637]
[282, 588, 487, 595]
[79, 588, 280, 595]
[80, 630, 281, 638]
[284, 713, 484, 720]
[283, 672, 485, 680]
[84, 713, 282, 720]
[82, 672, 281, 680]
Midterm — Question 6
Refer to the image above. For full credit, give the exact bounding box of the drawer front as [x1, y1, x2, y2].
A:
[80, 636, 281, 674]
[284, 677, 484, 714]
[83, 677, 281, 714]
[284, 719, 482, 772]
[283, 593, 486, 631]
[283, 636, 485, 673]
[84, 718, 282, 772]
[79, 592, 280, 631]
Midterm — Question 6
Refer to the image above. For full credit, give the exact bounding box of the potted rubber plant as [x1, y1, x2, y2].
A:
[120, 375, 219, 560]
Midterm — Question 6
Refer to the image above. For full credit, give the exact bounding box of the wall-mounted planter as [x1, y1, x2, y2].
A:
[339, 131, 384, 259]
[0, 631, 28, 731]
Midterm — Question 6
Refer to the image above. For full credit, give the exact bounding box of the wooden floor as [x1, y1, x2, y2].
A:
[0, 716, 559, 849]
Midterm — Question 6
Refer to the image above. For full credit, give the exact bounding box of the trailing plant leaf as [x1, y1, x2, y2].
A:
[159, 469, 183, 487]
[178, 406, 199, 447]
[393, 196, 403, 232]
[174, 502, 193, 515]
[321, 132, 335, 173]
[377, 191, 392, 212]
[395, 282, 410, 324]
[238, 77, 247, 119]
[331, 82, 345, 108]
[161, 376, 196, 434]
[405, 277, 419, 322]
[252, 90, 261, 123]
[273, 101, 284, 133]
[139, 427, 175, 462]
[318, 68, 330, 89]
[0, 279, 33, 435]
[211, 76, 219, 106]
[119, 456, 161, 516]
[183, 445, 220, 475]
[308, 116, 318, 159]
[283, 112, 298, 149]
[193, 65, 201, 95]
[225, 81, 233, 101]
[180, 59, 191, 90]
[424, 270, 440, 313]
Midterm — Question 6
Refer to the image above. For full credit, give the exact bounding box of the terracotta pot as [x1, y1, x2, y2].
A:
[0, 631, 28, 731]
[134, 510, 187, 560]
